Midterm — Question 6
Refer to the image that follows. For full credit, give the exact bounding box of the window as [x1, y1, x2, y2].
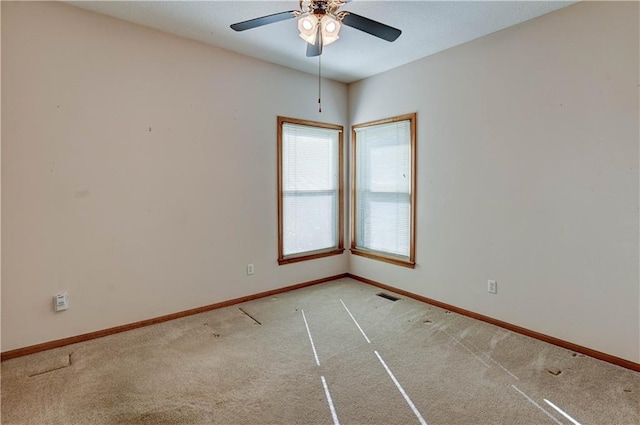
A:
[351, 113, 416, 268]
[278, 117, 344, 264]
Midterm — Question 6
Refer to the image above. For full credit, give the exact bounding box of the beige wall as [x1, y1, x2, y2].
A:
[349, 1, 640, 363]
[1, 1, 348, 352]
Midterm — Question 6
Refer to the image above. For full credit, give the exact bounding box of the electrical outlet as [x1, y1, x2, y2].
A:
[487, 280, 497, 294]
[247, 264, 254, 275]
[54, 293, 69, 311]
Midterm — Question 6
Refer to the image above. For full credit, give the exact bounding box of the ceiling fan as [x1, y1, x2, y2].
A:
[230, 0, 402, 57]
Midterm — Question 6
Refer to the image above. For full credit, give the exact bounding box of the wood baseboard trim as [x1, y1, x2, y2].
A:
[1, 273, 348, 362]
[347, 273, 640, 372]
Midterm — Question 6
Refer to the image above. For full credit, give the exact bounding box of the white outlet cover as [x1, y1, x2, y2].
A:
[488, 280, 497, 294]
[54, 293, 69, 311]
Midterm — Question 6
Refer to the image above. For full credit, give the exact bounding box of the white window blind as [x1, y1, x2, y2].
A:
[282, 122, 340, 257]
[354, 119, 412, 258]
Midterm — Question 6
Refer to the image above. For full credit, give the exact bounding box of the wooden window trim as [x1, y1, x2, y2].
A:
[277, 116, 344, 265]
[350, 113, 417, 268]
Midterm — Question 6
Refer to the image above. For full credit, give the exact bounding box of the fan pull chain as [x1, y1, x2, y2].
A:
[318, 54, 322, 113]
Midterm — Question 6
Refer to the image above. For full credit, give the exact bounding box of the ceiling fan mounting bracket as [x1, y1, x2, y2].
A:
[300, 0, 349, 17]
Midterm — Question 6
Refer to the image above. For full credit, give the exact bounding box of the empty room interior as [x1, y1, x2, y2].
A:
[1, 1, 639, 424]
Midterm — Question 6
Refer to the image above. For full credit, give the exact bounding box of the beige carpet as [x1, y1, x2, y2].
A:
[2, 277, 638, 424]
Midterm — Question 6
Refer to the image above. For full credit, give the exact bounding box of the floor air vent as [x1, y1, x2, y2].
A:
[376, 292, 400, 302]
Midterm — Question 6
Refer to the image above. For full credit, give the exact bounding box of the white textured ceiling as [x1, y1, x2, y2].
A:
[66, 0, 577, 83]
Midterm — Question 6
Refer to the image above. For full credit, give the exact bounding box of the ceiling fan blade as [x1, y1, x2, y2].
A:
[306, 42, 321, 57]
[341, 12, 401, 42]
[230, 11, 297, 32]
[306, 26, 323, 57]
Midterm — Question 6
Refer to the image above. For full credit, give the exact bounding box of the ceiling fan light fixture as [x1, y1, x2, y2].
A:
[298, 14, 341, 47]
[301, 17, 314, 31]
[298, 16, 318, 44]
[321, 15, 341, 45]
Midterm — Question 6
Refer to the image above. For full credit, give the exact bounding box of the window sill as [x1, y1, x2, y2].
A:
[278, 248, 345, 265]
[350, 248, 415, 269]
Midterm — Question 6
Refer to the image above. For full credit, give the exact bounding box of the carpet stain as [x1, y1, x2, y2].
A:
[423, 319, 433, 324]
[547, 368, 562, 376]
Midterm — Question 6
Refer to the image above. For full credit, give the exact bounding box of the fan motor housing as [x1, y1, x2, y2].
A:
[311, 1, 328, 15]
